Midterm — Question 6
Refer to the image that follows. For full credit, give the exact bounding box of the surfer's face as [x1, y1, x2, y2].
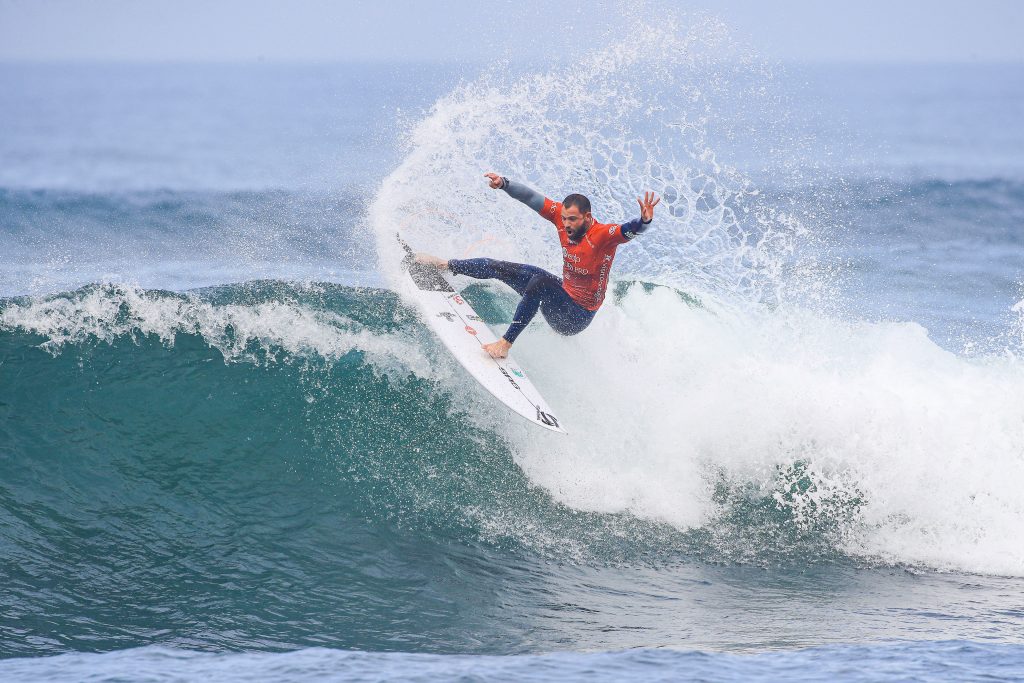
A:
[562, 205, 592, 243]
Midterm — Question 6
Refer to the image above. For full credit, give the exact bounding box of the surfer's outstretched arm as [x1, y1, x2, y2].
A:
[484, 172, 546, 213]
[619, 191, 660, 240]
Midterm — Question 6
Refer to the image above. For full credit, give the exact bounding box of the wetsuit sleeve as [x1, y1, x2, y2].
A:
[614, 216, 652, 244]
[537, 197, 562, 226]
[501, 179, 546, 213]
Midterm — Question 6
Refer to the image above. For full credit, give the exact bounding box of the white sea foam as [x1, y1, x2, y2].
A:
[0, 284, 432, 380]
[371, 13, 820, 311]
[371, 14, 1024, 576]
[504, 288, 1024, 575]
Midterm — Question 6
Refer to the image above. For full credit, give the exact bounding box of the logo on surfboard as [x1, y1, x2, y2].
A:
[498, 366, 521, 390]
[535, 406, 560, 428]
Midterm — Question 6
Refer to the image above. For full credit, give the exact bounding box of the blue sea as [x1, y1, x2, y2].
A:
[2, 18, 1024, 683]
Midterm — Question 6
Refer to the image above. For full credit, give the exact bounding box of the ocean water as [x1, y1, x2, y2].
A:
[2, 15, 1024, 682]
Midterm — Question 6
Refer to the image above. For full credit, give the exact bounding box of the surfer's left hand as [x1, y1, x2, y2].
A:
[638, 191, 661, 223]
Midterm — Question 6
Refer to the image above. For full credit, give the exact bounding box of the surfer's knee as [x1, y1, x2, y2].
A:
[524, 272, 557, 296]
[524, 274, 543, 294]
[541, 303, 595, 337]
[542, 312, 585, 336]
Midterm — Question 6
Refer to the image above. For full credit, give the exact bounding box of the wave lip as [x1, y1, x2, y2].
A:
[0, 282, 423, 371]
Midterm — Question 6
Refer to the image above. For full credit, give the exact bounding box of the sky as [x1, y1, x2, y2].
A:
[1, 0, 1022, 64]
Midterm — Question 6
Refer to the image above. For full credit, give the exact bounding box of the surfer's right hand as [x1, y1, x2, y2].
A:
[483, 338, 512, 359]
[484, 172, 505, 189]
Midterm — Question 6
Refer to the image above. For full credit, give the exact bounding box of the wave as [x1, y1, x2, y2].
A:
[3, 281, 1024, 580]
[0, 267, 1022, 665]
[0, 281, 844, 566]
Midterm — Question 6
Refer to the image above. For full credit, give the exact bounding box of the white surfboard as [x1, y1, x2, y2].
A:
[398, 236, 567, 434]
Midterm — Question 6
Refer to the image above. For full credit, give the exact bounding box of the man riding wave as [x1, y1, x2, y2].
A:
[417, 172, 660, 358]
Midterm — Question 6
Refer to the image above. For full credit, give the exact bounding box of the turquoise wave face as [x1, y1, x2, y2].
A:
[0, 282, 533, 655]
[0, 281, 883, 657]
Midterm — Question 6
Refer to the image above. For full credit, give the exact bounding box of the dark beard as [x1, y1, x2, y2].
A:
[567, 223, 589, 243]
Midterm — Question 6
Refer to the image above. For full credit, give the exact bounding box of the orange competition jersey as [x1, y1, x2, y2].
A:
[539, 197, 632, 311]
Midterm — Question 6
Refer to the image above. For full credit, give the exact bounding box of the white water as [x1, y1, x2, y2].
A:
[0, 283, 429, 378]
[506, 288, 1024, 575]
[370, 16, 1024, 576]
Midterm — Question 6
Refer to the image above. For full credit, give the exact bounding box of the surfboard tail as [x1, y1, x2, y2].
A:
[398, 234, 454, 293]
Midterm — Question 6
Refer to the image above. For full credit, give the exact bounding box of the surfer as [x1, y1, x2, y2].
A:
[417, 172, 659, 358]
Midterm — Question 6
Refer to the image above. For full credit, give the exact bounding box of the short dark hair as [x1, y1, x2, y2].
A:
[562, 193, 591, 214]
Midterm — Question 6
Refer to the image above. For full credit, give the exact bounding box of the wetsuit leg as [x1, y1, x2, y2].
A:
[448, 258, 596, 342]
[505, 272, 596, 342]
[540, 288, 596, 336]
[448, 258, 549, 296]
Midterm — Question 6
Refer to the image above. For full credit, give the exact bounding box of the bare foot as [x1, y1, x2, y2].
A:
[414, 253, 449, 270]
[483, 338, 512, 359]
